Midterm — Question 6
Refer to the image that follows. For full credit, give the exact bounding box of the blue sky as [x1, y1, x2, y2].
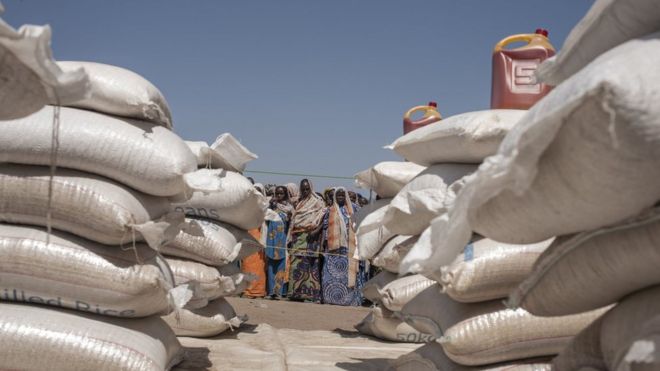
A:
[3, 1, 592, 192]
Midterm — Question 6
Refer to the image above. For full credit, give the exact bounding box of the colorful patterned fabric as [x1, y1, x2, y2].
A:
[321, 247, 367, 306]
[264, 211, 288, 260]
[322, 199, 360, 287]
[267, 257, 288, 297]
[287, 231, 321, 302]
[241, 228, 266, 298]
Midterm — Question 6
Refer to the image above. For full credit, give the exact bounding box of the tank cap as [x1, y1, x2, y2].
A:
[535, 28, 549, 37]
[428, 101, 438, 108]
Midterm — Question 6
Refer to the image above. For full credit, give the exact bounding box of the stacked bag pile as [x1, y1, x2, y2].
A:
[391, 0, 660, 370]
[158, 133, 266, 337]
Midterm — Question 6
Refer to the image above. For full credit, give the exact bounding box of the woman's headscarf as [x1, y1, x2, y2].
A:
[290, 179, 325, 233]
[272, 185, 295, 216]
[286, 183, 300, 206]
[326, 187, 358, 287]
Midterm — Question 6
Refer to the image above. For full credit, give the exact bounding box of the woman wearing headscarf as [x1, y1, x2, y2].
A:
[287, 179, 326, 302]
[265, 185, 294, 299]
[286, 182, 300, 207]
[242, 183, 268, 298]
[320, 187, 367, 306]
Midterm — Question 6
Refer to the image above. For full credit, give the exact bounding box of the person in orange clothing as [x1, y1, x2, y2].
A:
[241, 183, 267, 298]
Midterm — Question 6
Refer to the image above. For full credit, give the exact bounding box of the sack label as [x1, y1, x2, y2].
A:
[2, 288, 136, 317]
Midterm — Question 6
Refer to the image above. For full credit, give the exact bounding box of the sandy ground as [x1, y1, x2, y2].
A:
[225, 297, 372, 332]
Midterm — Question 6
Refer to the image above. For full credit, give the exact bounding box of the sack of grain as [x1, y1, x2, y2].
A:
[387, 110, 525, 166]
[162, 297, 244, 337]
[166, 258, 252, 303]
[362, 270, 398, 303]
[401, 33, 660, 277]
[173, 169, 267, 230]
[355, 198, 395, 260]
[399, 284, 606, 366]
[186, 133, 257, 173]
[538, 0, 660, 85]
[378, 274, 435, 312]
[552, 317, 606, 371]
[0, 106, 197, 196]
[600, 285, 660, 371]
[0, 18, 89, 120]
[441, 238, 552, 303]
[510, 206, 660, 316]
[0, 164, 184, 248]
[0, 302, 183, 370]
[160, 217, 261, 266]
[57, 61, 173, 128]
[355, 162, 425, 198]
[355, 306, 434, 343]
[390, 342, 552, 371]
[0, 224, 181, 317]
[383, 164, 477, 236]
[372, 235, 417, 274]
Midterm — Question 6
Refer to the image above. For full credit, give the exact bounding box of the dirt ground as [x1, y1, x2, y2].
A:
[225, 297, 372, 332]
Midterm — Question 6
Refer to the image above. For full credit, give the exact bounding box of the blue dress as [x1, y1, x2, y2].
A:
[265, 211, 289, 297]
[321, 204, 367, 306]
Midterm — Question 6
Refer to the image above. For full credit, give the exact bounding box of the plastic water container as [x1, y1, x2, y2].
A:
[491, 29, 555, 110]
[403, 102, 442, 135]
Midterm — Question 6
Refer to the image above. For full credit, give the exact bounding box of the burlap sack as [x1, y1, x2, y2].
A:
[387, 109, 526, 166]
[355, 198, 395, 260]
[186, 133, 257, 172]
[172, 169, 267, 230]
[441, 238, 552, 303]
[402, 33, 660, 278]
[0, 18, 89, 120]
[383, 164, 477, 236]
[162, 298, 244, 338]
[372, 235, 418, 274]
[57, 61, 172, 128]
[0, 302, 183, 370]
[355, 161, 425, 198]
[600, 285, 660, 371]
[510, 207, 660, 316]
[0, 224, 177, 317]
[165, 258, 252, 303]
[0, 164, 183, 248]
[390, 342, 552, 371]
[538, 0, 660, 85]
[356, 306, 433, 343]
[0, 106, 198, 196]
[160, 217, 260, 266]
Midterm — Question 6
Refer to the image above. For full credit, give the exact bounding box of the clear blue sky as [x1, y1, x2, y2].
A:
[3, 1, 592, 192]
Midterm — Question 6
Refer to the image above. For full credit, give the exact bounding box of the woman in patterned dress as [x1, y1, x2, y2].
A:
[265, 185, 294, 299]
[287, 179, 326, 302]
[320, 187, 367, 306]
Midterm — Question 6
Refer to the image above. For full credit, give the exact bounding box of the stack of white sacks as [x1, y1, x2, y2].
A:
[0, 17, 266, 367]
[358, 0, 660, 370]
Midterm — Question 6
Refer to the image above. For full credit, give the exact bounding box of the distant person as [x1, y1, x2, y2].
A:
[265, 185, 294, 299]
[286, 182, 300, 207]
[323, 188, 334, 207]
[287, 179, 326, 303]
[320, 187, 366, 306]
[348, 191, 358, 205]
[357, 194, 369, 208]
[242, 183, 267, 299]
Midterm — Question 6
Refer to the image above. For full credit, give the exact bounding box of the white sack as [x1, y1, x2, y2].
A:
[354, 162, 425, 198]
[0, 302, 183, 370]
[0, 164, 183, 248]
[511, 207, 660, 317]
[383, 164, 477, 236]
[378, 274, 435, 312]
[552, 317, 606, 371]
[57, 61, 173, 128]
[362, 270, 398, 303]
[0, 106, 197, 196]
[160, 217, 261, 266]
[0, 224, 177, 317]
[162, 298, 244, 338]
[355, 198, 395, 260]
[0, 17, 89, 120]
[355, 306, 433, 343]
[173, 169, 267, 230]
[401, 33, 660, 278]
[441, 238, 552, 303]
[538, 0, 660, 85]
[186, 133, 257, 172]
[166, 258, 252, 302]
[372, 235, 417, 273]
[387, 110, 526, 166]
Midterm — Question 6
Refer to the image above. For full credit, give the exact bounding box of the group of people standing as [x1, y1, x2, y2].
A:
[241, 179, 369, 306]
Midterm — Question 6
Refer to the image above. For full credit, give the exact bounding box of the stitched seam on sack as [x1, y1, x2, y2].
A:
[445, 334, 573, 357]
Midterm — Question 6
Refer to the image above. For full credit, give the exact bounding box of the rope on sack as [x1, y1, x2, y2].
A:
[46, 99, 62, 246]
